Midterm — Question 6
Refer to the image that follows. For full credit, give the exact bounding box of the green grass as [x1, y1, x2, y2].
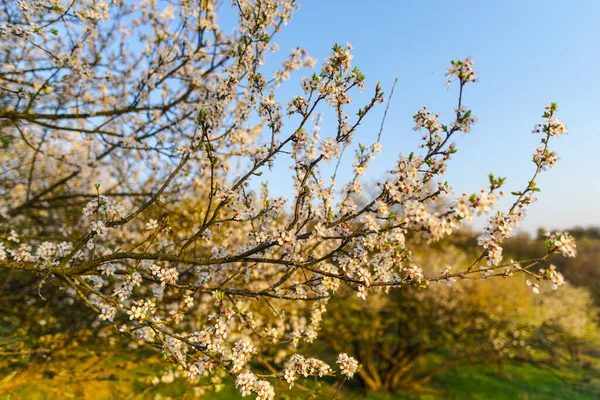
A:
[352, 363, 600, 400]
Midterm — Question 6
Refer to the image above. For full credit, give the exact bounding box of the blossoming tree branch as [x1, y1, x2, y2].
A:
[0, 1, 576, 398]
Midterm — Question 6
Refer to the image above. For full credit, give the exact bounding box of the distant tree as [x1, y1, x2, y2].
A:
[321, 245, 599, 393]
[538, 227, 600, 240]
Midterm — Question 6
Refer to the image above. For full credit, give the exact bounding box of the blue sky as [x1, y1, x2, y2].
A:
[226, 0, 600, 233]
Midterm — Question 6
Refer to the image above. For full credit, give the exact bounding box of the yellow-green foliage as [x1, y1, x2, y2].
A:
[318, 240, 600, 393]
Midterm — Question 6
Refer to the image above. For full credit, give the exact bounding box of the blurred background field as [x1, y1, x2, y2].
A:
[2, 228, 599, 399]
[1, 343, 598, 399]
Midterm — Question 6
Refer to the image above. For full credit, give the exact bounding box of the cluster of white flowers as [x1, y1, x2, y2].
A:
[254, 380, 276, 400]
[403, 264, 425, 283]
[187, 361, 207, 379]
[231, 339, 257, 373]
[532, 104, 568, 137]
[533, 147, 558, 170]
[99, 303, 116, 322]
[91, 221, 108, 237]
[113, 272, 142, 301]
[264, 197, 286, 218]
[469, 188, 497, 213]
[3, 243, 35, 262]
[276, 230, 296, 246]
[150, 264, 179, 286]
[73, 0, 110, 21]
[82, 195, 127, 221]
[99, 263, 117, 276]
[1, 239, 73, 264]
[319, 137, 340, 162]
[440, 266, 457, 286]
[258, 93, 283, 134]
[545, 231, 577, 258]
[452, 106, 477, 134]
[317, 264, 341, 293]
[127, 299, 156, 321]
[8, 230, 19, 242]
[413, 106, 442, 133]
[336, 353, 359, 378]
[0, 23, 32, 40]
[215, 185, 234, 202]
[183, 295, 194, 308]
[235, 372, 274, 400]
[478, 210, 527, 266]
[321, 43, 354, 76]
[282, 354, 333, 387]
[413, 106, 443, 149]
[446, 57, 477, 85]
[539, 264, 566, 290]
